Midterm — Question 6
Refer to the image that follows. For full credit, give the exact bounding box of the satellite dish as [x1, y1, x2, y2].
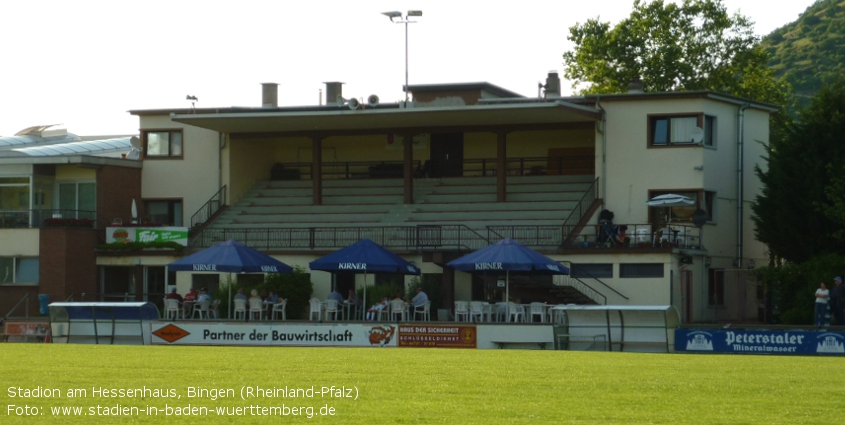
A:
[692, 209, 708, 227]
[690, 127, 704, 144]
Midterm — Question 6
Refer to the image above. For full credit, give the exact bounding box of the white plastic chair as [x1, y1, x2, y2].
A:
[507, 302, 524, 323]
[272, 299, 287, 321]
[379, 306, 390, 321]
[389, 299, 407, 321]
[192, 299, 211, 319]
[164, 298, 180, 320]
[529, 302, 546, 323]
[208, 299, 221, 319]
[454, 301, 469, 322]
[233, 299, 247, 320]
[413, 301, 431, 321]
[325, 300, 341, 321]
[249, 299, 263, 320]
[469, 301, 484, 322]
[309, 298, 323, 321]
[495, 302, 508, 322]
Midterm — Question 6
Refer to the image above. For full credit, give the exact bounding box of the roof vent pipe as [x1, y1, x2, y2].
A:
[544, 71, 561, 98]
[324, 82, 344, 106]
[261, 83, 279, 108]
[627, 77, 644, 94]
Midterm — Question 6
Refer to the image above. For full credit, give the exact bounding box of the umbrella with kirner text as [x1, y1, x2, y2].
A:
[446, 238, 569, 320]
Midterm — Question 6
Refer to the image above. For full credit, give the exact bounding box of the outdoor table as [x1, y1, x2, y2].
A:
[182, 301, 196, 319]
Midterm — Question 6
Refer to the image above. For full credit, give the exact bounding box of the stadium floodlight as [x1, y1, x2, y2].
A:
[382, 10, 423, 106]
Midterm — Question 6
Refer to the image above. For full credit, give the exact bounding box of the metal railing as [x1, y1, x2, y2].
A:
[3, 293, 31, 321]
[272, 160, 421, 180]
[463, 156, 594, 177]
[190, 185, 227, 230]
[486, 225, 563, 248]
[193, 225, 490, 251]
[0, 209, 98, 229]
[273, 156, 594, 180]
[561, 177, 599, 243]
[554, 275, 607, 305]
[564, 266, 629, 301]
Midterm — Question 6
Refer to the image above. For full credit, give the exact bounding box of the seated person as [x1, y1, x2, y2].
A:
[197, 288, 212, 303]
[165, 287, 184, 309]
[234, 288, 247, 301]
[347, 289, 361, 305]
[248, 289, 262, 304]
[366, 297, 390, 321]
[265, 291, 279, 304]
[184, 287, 199, 303]
[411, 287, 428, 309]
[327, 289, 344, 303]
[393, 290, 404, 301]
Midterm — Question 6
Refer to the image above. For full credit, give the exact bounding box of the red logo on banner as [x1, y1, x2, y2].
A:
[153, 324, 190, 343]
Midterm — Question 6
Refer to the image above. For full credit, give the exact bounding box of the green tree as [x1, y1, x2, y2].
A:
[752, 78, 845, 263]
[756, 254, 845, 325]
[562, 0, 789, 106]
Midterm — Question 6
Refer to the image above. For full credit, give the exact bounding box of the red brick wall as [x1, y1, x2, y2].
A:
[38, 228, 99, 303]
[0, 286, 41, 319]
[97, 165, 142, 226]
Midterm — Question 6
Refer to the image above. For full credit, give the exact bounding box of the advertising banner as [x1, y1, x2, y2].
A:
[150, 322, 397, 347]
[398, 324, 477, 348]
[107, 227, 189, 246]
[676, 329, 845, 356]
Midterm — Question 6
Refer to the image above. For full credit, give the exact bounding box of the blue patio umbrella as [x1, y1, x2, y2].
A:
[309, 239, 420, 314]
[167, 239, 293, 318]
[446, 238, 569, 320]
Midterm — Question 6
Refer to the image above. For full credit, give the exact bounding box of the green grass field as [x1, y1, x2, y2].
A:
[1, 345, 843, 424]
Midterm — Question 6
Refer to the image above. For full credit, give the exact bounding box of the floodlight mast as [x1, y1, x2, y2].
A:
[382, 10, 422, 106]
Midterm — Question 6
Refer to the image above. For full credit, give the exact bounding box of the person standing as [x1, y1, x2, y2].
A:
[814, 282, 829, 327]
[831, 276, 845, 326]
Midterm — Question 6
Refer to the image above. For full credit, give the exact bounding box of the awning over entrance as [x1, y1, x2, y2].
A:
[170, 100, 601, 135]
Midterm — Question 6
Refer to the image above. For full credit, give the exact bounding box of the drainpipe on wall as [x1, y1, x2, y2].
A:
[219, 132, 226, 195]
[736, 103, 750, 268]
[596, 96, 607, 204]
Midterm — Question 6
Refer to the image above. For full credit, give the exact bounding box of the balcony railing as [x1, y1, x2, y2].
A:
[0, 209, 98, 229]
[191, 223, 702, 252]
[190, 185, 227, 231]
[192, 225, 490, 251]
[272, 156, 594, 180]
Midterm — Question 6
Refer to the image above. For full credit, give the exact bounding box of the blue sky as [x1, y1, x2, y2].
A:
[0, 0, 817, 137]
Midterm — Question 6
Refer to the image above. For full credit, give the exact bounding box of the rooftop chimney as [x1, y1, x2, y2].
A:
[544, 71, 561, 98]
[627, 77, 644, 94]
[324, 82, 344, 106]
[261, 83, 279, 108]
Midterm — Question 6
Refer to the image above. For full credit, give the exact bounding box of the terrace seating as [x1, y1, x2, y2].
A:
[272, 299, 287, 320]
[233, 299, 247, 320]
[413, 301, 431, 321]
[192, 300, 211, 319]
[454, 301, 469, 322]
[249, 299, 263, 320]
[201, 174, 595, 243]
[164, 299, 180, 320]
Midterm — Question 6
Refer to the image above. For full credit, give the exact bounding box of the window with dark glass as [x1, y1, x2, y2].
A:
[649, 114, 713, 146]
[0, 257, 40, 284]
[144, 130, 183, 158]
[708, 268, 725, 306]
[703, 115, 716, 147]
[145, 200, 182, 226]
[570, 263, 613, 279]
[619, 263, 664, 278]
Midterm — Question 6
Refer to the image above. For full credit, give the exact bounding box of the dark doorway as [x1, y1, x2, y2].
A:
[334, 274, 355, 296]
[429, 133, 464, 177]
